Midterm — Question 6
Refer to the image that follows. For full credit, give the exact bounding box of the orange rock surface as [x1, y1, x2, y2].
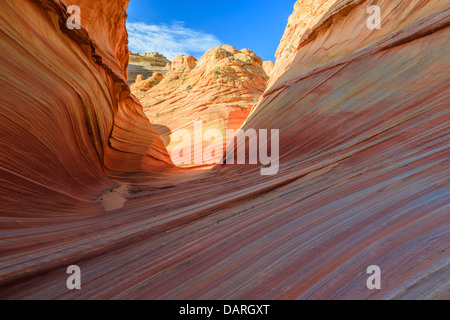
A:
[0, 0, 448, 300]
[0, 0, 173, 216]
[139, 45, 269, 159]
[263, 60, 275, 77]
[130, 72, 164, 98]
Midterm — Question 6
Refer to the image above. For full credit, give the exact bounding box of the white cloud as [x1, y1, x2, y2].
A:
[126, 22, 221, 60]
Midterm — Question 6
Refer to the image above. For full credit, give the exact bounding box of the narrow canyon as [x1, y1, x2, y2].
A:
[0, 0, 448, 299]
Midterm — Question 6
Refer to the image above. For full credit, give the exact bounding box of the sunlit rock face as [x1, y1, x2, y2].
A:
[262, 60, 275, 76]
[0, 0, 448, 300]
[139, 45, 269, 157]
[130, 72, 164, 98]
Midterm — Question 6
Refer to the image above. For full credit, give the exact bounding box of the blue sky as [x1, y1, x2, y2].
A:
[126, 0, 295, 62]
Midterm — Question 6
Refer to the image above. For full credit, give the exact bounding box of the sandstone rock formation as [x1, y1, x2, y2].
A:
[130, 72, 164, 98]
[135, 74, 145, 83]
[0, 0, 173, 216]
[0, 0, 448, 300]
[273, 0, 338, 81]
[262, 60, 275, 76]
[140, 45, 269, 162]
[128, 52, 171, 83]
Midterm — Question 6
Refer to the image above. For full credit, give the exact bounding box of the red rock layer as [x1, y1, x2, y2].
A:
[0, 0, 448, 300]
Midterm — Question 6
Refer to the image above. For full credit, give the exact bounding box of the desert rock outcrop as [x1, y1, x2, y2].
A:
[262, 60, 275, 76]
[140, 45, 269, 160]
[130, 72, 164, 97]
[0, 0, 173, 216]
[0, 0, 448, 300]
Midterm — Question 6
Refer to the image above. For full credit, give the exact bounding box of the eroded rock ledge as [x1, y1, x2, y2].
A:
[138, 45, 269, 156]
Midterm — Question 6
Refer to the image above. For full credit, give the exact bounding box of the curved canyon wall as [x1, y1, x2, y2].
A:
[0, 0, 448, 299]
[0, 0, 172, 215]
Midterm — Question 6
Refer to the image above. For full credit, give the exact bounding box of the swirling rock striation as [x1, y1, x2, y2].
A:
[0, 0, 448, 300]
[0, 0, 173, 217]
